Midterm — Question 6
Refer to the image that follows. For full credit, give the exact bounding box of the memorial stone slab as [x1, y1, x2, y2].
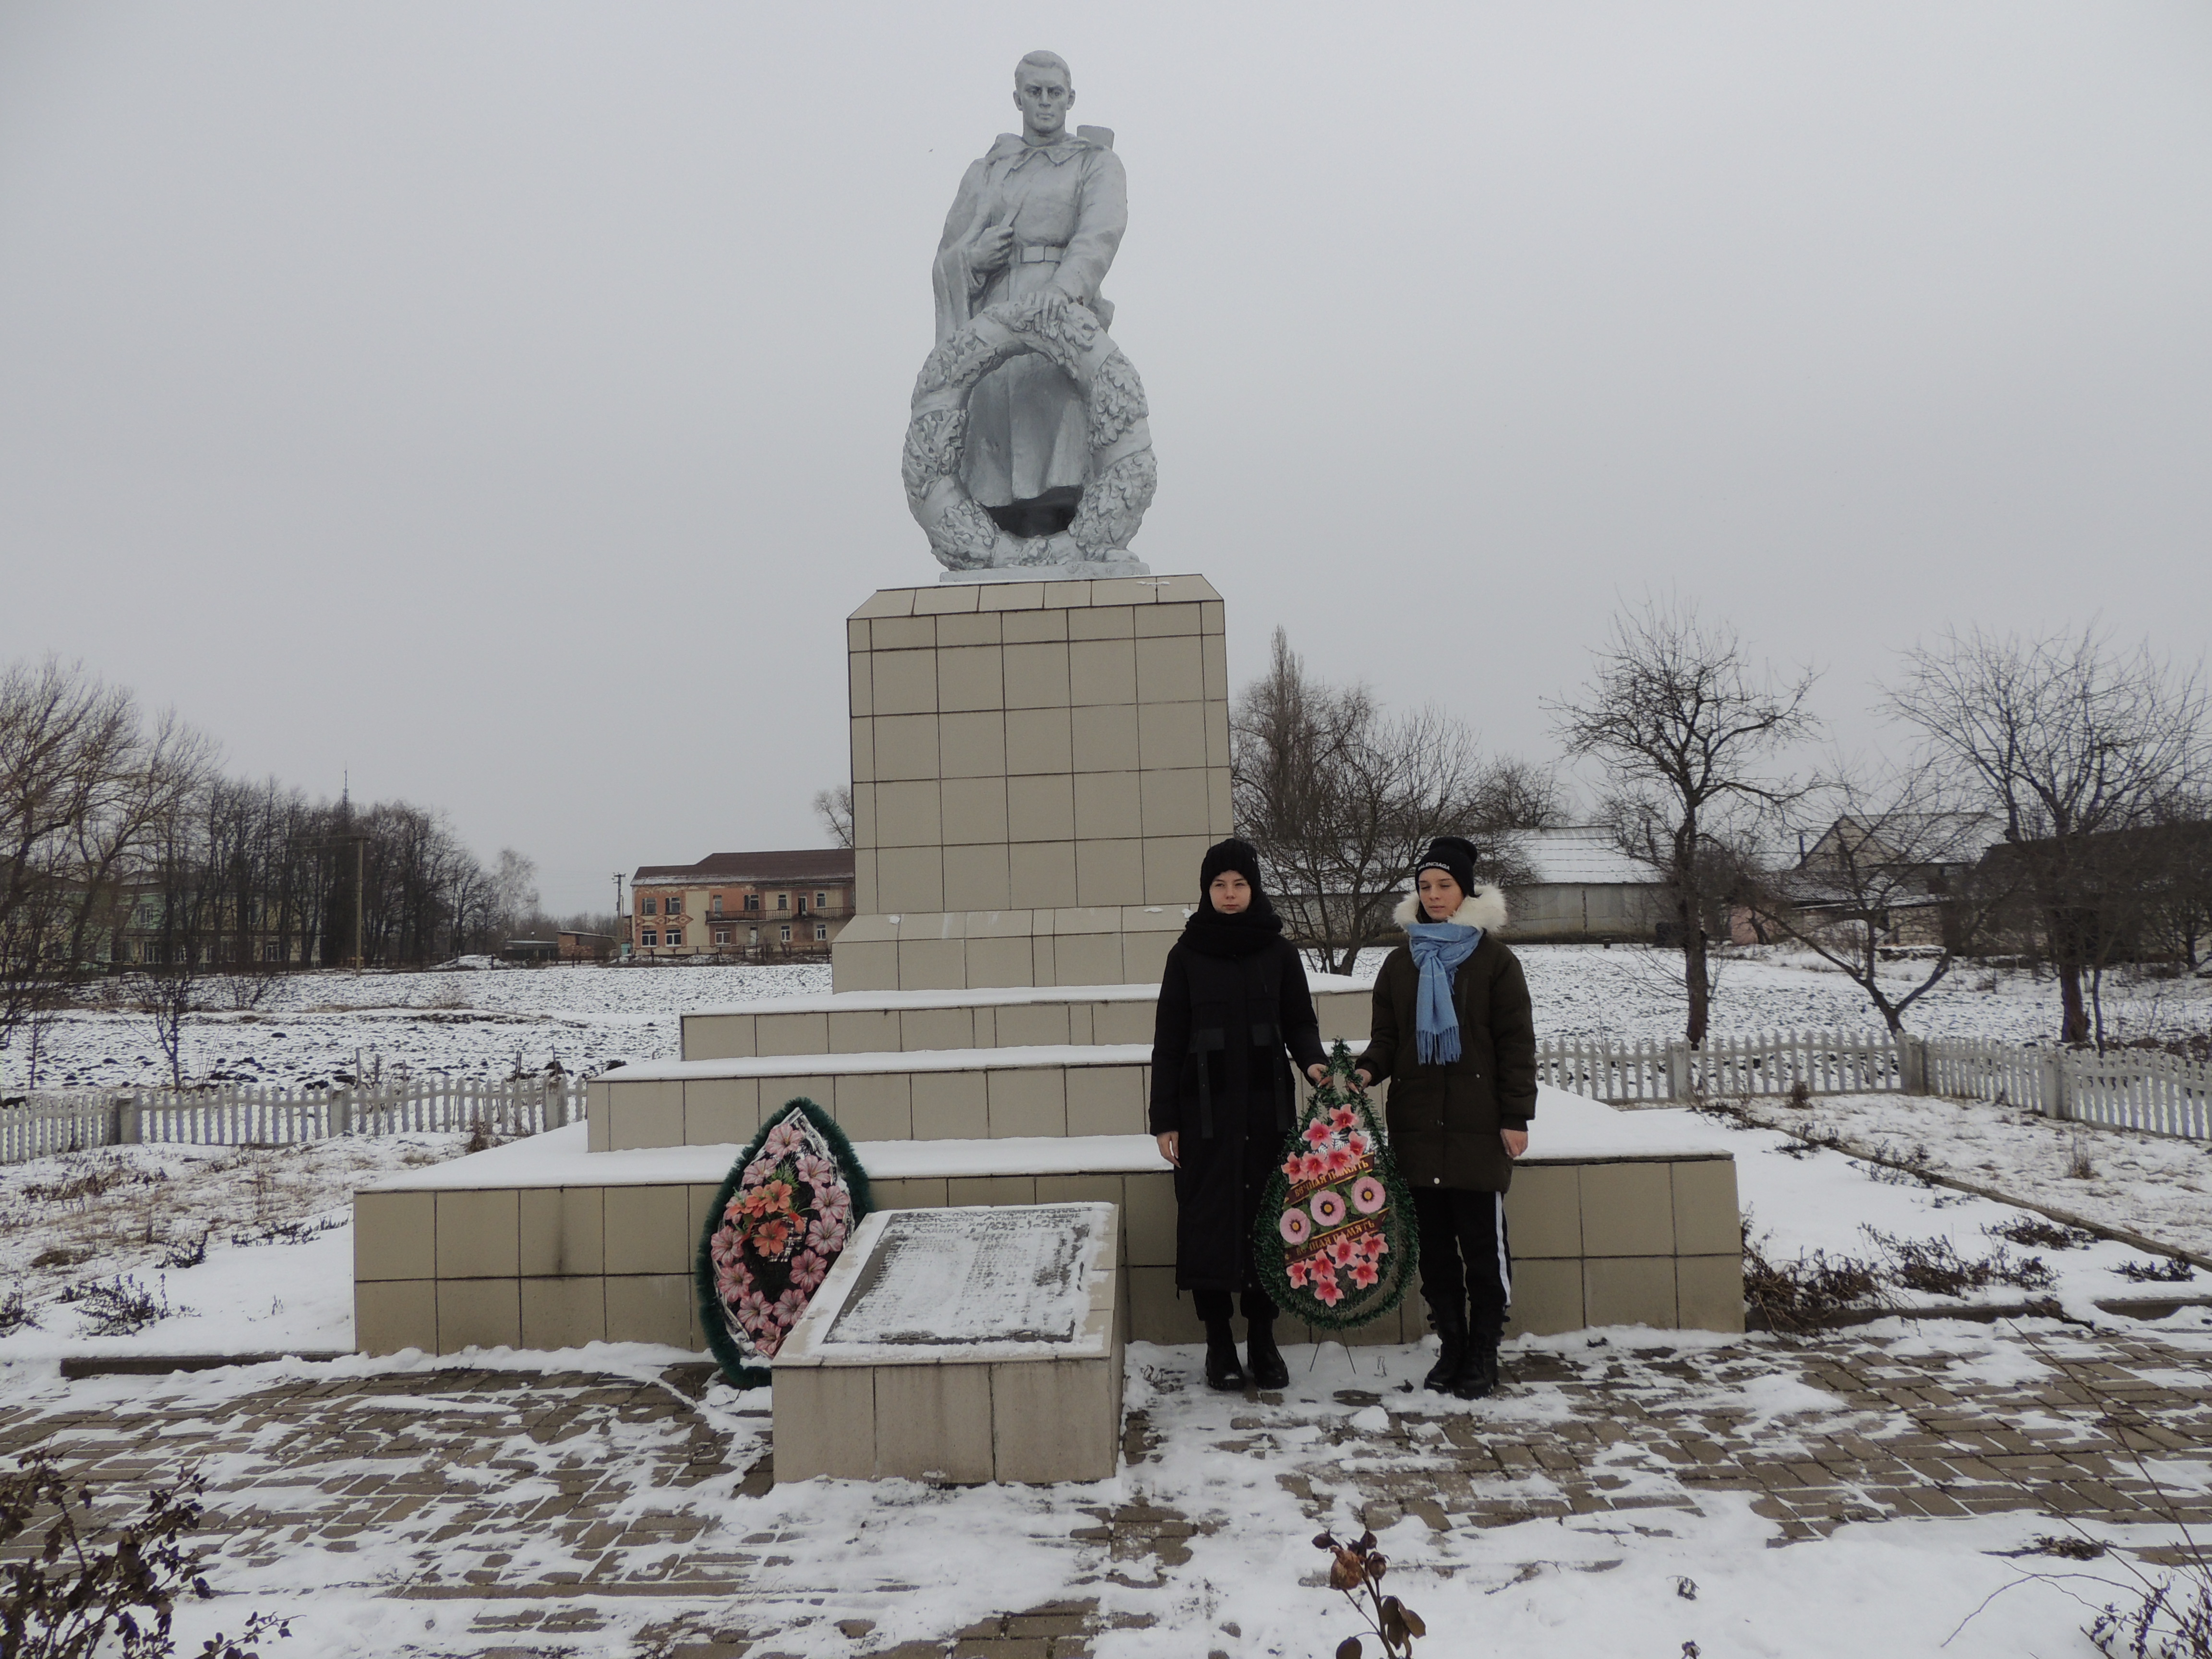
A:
[774, 1202, 1122, 1484]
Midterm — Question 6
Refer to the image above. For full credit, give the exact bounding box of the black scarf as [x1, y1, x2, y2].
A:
[1178, 892, 1285, 960]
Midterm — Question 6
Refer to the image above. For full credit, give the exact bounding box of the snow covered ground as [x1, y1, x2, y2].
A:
[1451, 943, 2211, 1048]
[1, 1088, 2198, 1368]
[0, 1133, 473, 1361]
[4, 1089, 2210, 1655]
[1725, 1089, 2212, 1262]
[8, 944, 2206, 1096]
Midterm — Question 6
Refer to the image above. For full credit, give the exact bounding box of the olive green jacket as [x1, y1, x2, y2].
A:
[1363, 887, 1538, 1194]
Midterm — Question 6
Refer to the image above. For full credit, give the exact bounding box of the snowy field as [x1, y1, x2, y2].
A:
[7, 944, 2207, 1095]
[3, 960, 832, 1093]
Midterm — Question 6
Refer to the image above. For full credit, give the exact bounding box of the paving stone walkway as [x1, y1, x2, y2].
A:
[2, 1318, 2209, 1656]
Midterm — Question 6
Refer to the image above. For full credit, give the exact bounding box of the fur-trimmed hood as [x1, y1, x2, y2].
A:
[1393, 884, 1508, 932]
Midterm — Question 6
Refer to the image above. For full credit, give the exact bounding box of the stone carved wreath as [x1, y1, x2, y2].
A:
[902, 294, 1157, 571]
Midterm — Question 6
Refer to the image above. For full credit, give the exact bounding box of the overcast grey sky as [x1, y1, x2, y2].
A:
[3, 2, 2207, 912]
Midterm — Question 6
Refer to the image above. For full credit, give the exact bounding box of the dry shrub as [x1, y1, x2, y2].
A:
[2117, 1257, 2196, 1285]
[0, 1452, 290, 1659]
[1742, 1229, 1887, 1334]
[1987, 1216, 2096, 1251]
[57, 1274, 170, 1336]
[2092, 1575, 2212, 1658]
[1862, 1227, 2053, 1296]
[23, 1160, 168, 1206]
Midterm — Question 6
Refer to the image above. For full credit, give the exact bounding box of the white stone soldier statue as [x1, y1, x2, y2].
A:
[933, 51, 1128, 541]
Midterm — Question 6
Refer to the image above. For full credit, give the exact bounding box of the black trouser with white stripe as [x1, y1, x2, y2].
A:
[1410, 1189, 1513, 1346]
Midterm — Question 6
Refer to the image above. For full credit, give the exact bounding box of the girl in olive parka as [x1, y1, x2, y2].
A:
[1354, 835, 1538, 1399]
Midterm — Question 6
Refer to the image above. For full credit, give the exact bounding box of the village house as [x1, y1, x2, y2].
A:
[628, 849, 857, 960]
[1506, 825, 1672, 943]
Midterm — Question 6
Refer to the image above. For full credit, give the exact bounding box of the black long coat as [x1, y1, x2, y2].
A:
[1148, 933, 1328, 1292]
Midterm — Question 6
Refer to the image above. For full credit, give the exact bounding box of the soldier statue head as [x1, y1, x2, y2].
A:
[1013, 51, 1074, 143]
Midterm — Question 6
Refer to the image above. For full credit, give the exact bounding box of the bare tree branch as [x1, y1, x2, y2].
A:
[1545, 597, 1820, 1046]
[1232, 629, 1554, 974]
[1886, 625, 2208, 1044]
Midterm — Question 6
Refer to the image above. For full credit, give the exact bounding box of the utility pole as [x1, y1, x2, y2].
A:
[613, 873, 625, 959]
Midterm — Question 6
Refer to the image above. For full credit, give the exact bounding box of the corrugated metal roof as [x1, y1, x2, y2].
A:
[1515, 827, 1655, 886]
[633, 849, 856, 886]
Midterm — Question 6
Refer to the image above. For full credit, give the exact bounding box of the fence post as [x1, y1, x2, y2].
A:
[1666, 1042, 1690, 1102]
[333, 1089, 352, 1138]
[546, 1077, 565, 1130]
[2040, 1051, 2069, 1120]
[1897, 1034, 1926, 1094]
[111, 1095, 143, 1146]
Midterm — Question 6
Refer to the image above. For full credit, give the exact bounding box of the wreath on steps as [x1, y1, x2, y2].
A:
[695, 1097, 872, 1388]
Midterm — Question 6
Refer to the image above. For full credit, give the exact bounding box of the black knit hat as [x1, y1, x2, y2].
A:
[1413, 835, 1479, 897]
[1199, 837, 1263, 893]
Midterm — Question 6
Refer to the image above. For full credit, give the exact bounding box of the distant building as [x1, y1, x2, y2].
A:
[629, 849, 857, 959]
[1732, 812, 2003, 949]
[1505, 826, 1671, 943]
[558, 930, 617, 962]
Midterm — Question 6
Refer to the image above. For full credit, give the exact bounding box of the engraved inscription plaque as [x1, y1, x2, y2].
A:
[826, 1204, 1104, 1346]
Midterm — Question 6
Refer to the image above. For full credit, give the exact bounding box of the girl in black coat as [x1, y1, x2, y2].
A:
[1149, 838, 1329, 1390]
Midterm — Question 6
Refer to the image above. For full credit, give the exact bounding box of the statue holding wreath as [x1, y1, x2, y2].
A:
[907, 51, 1156, 574]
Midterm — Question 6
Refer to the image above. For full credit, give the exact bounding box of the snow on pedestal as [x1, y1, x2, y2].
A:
[773, 1202, 1122, 1484]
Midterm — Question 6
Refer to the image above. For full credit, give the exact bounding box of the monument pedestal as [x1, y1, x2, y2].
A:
[350, 569, 1746, 1370]
[836, 573, 1230, 992]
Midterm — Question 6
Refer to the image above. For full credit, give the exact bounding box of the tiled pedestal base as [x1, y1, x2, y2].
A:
[351, 1119, 1743, 1356]
[837, 575, 1232, 993]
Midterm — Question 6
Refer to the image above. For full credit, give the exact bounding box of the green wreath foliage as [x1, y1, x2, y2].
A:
[694, 1096, 873, 1388]
[1253, 1040, 1419, 1333]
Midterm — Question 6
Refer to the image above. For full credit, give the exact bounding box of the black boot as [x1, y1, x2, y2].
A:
[1423, 1303, 1469, 1394]
[1203, 1318, 1247, 1391]
[1453, 1335, 1500, 1401]
[1245, 1315, 1289, 1390]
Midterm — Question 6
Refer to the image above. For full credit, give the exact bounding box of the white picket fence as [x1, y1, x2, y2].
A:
[0, 1076, 588, 1166]
[1539, 1029, 2212, 1142]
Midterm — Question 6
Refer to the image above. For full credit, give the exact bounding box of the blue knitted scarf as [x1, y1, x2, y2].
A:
[1406, 921, 1483, 1064]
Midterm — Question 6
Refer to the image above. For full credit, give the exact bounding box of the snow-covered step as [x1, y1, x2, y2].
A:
[678, 976, 1370, 1063]
[590, 1042, 1157, 1151]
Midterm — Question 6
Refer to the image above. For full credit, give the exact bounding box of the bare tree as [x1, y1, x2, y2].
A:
[1736, 762, 2013, 1033]
[1887, 625, 2208, 1044]
[488, 847, 539, 945]
[2138, 797, 2212, 974]
[812, 785, 855, 849]
[0, 659, 213, 1081]
[1547, 599, 1819, 1047]
[1232, 629, 1552, 974]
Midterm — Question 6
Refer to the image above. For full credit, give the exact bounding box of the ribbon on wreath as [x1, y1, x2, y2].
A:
[1253, 1039, 1419, 1332]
